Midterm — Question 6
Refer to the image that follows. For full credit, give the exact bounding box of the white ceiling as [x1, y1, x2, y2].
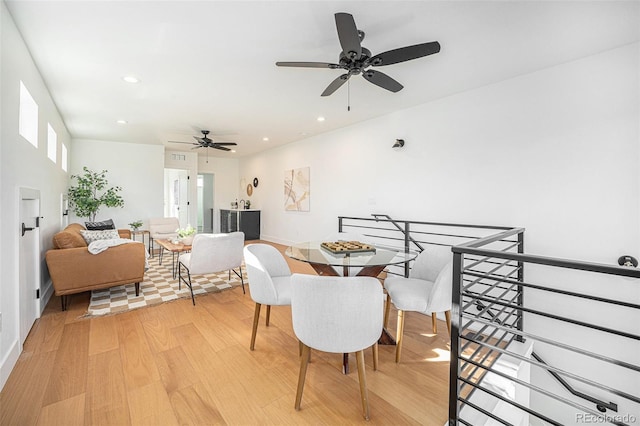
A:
[6, 1, 639, 158]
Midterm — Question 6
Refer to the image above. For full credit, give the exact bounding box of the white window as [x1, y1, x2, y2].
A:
[61, 144, 68, 172]
[19, 81, 38, 147]
[47, 124, 57, 163]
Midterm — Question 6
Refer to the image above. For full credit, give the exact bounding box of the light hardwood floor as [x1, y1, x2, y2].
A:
[1, 242, 450, 425]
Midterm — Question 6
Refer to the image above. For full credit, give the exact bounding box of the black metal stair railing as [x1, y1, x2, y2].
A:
[336, 215, 640, 425]
[450, 232, 640, 426]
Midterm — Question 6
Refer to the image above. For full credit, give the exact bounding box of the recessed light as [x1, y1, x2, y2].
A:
[231, 149, 236, 153]
[122, 76, 140, 84]
[116, 120, 128, 124]
[262, 137, 269, 142]
[317, 116, 325, 122]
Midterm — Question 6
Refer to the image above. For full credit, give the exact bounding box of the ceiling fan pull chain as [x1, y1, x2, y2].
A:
[347, 79, 351, 111]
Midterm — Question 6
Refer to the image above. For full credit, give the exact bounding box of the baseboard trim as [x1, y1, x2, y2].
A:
[40, 280, 53, 314]
[0, 338, 20, 392]
[259, 235, 295, 246]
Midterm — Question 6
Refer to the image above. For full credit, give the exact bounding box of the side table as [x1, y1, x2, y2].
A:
[131, 229, 151, 255]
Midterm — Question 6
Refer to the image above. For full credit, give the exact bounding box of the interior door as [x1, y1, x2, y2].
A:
[165, 168, 190, 228]
[19, 188, 40, 343]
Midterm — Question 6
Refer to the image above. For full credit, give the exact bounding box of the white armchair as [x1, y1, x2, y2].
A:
[149, 217, 179, 257]
[177, 232, 245, 305]
[291, 273, 383, 420]
[384, 245, 453, 363]
[243, 244, 292, 350]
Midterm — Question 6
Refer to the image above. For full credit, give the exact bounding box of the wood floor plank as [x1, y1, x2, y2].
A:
[168, 382, 226, 425]
[1, 241, 451, 425]
[88, 314, 119, 356]
[127, 381, 179, 426]
[22, 311, 66, 354]
[0, 351, 56, 426]
[42, 321, 90, 406]
[116, 311, 161, 390]
[85, 349, 131, 425]
[154, 346, 200, 394]
[36, 393, 86, 426]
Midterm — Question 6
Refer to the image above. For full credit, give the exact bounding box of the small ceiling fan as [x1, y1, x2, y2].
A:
[276, 12, 440, 97]
[169, 130, 237, 152]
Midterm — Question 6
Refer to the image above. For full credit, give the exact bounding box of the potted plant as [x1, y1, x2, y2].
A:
[129, 220, 143, 231]
[176, 224, 196, 245]
[67, 167, 124, 221]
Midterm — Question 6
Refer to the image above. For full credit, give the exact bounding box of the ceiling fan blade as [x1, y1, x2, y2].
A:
[213, 142, 237, 146]
[321, 74, 350, 97]
[335, 13, 361, 60]
[194, 136, 206, 143]
[169, 141, 198, 145]
[370, 41, 441, 66]
[191, 145, 203, 150]
[362, 70, 403, 93]
[213, 146, 232, 152]
[276, 61, 340, 69]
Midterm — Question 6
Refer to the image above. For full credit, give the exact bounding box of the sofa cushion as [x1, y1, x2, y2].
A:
[53, 229, 88, 249]
[80, 229, 120, 244]
[85, 219, 115, 230]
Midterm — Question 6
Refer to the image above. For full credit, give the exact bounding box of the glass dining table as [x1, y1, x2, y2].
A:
[285, 240, 418, 278]
[285, 240, 419, 374]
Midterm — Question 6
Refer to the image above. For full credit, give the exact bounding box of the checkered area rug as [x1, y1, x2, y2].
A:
[85, 254, 247, 317]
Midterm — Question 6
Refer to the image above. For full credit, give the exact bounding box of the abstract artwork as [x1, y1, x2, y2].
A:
[284, 167, 310, 211]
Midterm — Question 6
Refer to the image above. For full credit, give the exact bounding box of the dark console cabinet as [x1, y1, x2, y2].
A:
[220, 209, 260, 240]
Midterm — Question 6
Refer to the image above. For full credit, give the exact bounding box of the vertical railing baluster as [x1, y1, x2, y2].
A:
[449, 249, 463, 425]
[404, 221, 411, 277]
[516, 230, 525, 342]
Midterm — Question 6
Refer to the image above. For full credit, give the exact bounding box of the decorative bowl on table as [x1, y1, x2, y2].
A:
[179, 235, 194, 245]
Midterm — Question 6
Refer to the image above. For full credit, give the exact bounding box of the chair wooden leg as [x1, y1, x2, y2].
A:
[265, 305, 271, 326]
[372, 343, 379, 371]
[355, 350, 370, 420]
[295, 343, 311, 411]
[250, 303, 261, 351]
[396, 310, 405, 363]
[445, 310, 451, 335]
[431, 312, 438, 334]
[384, 292, 391, 329]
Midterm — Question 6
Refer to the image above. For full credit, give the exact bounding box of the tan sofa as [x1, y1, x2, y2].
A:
[45, 223, 146, 310]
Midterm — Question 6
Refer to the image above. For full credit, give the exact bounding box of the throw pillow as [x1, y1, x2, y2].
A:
[85, 219, 115, 230]
[80, 229, 120, 244]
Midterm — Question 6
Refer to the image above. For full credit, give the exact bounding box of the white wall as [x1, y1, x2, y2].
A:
[240, 44, 640, 422]
[70, 139, 164, 231]
[241, 43, 639, 264]
[1, 2, 72, 390]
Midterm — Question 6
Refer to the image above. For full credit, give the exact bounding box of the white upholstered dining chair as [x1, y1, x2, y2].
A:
[243, 243, 292, 350]
[384, 244, 453, 363]
[177, 232, 245, 305]
[149, 217, 179, 257]
[291, 273, 383, 420]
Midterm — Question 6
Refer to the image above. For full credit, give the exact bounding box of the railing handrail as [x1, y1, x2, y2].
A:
[341, 215, 515, 231]
[455, 245, 640, 278]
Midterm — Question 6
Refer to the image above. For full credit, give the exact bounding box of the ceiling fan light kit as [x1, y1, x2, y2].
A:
[276, 12, 440, 98]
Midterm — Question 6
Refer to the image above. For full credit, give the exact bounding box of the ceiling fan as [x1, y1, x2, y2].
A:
[169, 130, 237, 152]
[276, 12, 440, 97]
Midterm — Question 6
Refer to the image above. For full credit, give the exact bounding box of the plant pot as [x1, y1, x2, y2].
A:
[179, 235, 194, 246]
